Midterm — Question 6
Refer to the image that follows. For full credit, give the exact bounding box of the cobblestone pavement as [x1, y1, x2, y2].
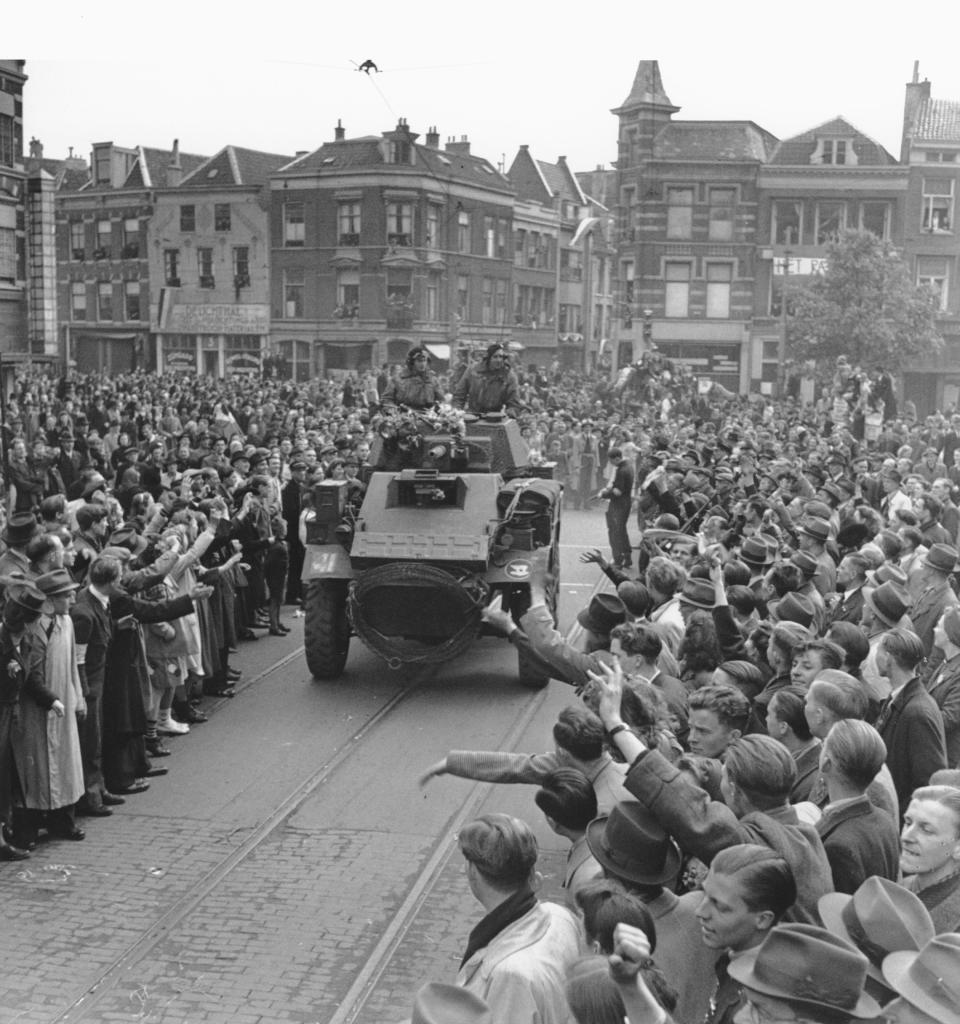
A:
[1, 510, 606, 1024]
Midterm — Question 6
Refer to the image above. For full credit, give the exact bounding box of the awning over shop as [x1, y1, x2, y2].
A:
[424, 343, 450, 360]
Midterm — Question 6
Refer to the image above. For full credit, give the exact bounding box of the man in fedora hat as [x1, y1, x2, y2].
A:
[585, 800, 720, 1024]
[796, 516, 837, 598]
[9, 569, 87, 849]
[874, 628, 948, 819]
[0, 511, 40, 583]
[883, 933, 960, 1024]
[593, 662, 833, 925]
[455, 813, 580, 1024]
[909, 543, 960, 659]
[818, 876, 935, 1006]
[0, 580, 46, 860]
[860, 580, 915, 705]
[727, 923, 881, 1024]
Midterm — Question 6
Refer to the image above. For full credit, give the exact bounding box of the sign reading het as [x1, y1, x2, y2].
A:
[773, 257, 827, 276]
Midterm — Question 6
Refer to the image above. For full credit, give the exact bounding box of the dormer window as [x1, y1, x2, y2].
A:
[811, 138, 857, 166]
[389, 140, 412, 164]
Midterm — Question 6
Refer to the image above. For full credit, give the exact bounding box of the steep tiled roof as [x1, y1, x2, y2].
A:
[915, 97, 960, 142]
[181, 146, 294, 187]
[139, 146, 208, 188]
[537, 159, 586, 204]
[768, 117, 897, 165]
[654, 121, 778, 162]
[275, 136, 511, 192]
[59, 166, 90, 192]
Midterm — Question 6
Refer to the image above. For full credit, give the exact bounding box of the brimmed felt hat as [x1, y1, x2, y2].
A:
[1, 512, 40, 547]
[108, 526, 147, 556]
[741, 536, 774, 566]
[797, 516, 831, 543]
[882, 934, 960, 1024]
[922, 543, 960, 574]
[4, 581, 46, 616]
[820, 481, 844, 504]
[770, 591, 815, 629]
[864, 581, 912, 627]
[34, 569, 80, 597]
[869, 563, 908, 588]
[577, 593, 626, 635]
[411, 982, 491, 1024]
[679, 578, 715, 609]
[585, 802, 682, 887]
[789, 550, 819, 580]
[819, 877, 935, 985]
[728, 924, 881, 1019]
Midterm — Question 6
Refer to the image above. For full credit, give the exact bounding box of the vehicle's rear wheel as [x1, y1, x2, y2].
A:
[304, 579, 350, 680]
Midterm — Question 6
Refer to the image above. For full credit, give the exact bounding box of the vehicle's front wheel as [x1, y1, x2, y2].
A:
[304, 579, 350, 680]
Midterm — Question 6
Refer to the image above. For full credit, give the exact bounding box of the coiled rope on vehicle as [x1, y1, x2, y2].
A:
[347, 563, 489, 668]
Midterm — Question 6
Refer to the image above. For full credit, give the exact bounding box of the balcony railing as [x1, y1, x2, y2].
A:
[122, 243, 139, 259]
[72, 248, 85, 261]
[386, 309, 415, 330]
[387, 233, 412, 247]
[338, 233, 360, 246]
[199, 275, 215, 289]
[93, 247, 110, 261]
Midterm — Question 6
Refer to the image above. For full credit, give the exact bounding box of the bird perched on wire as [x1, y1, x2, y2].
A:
[356, 59, 379, 75]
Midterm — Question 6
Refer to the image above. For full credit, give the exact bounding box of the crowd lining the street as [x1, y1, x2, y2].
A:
[1, 346, 959, 1024]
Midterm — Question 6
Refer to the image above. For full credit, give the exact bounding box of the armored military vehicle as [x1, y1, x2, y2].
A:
[300, 409, 560, 685]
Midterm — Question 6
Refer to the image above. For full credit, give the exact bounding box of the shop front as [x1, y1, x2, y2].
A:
[155, 303, 268, 377]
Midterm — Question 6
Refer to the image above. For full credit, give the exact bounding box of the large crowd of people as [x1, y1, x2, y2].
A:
[1, 345, 959, 1023]
[416, 353, 960, 1023]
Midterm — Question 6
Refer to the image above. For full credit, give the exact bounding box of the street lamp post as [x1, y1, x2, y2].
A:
[777, 239, 793, 398]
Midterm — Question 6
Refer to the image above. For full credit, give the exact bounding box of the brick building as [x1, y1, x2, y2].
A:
[268, 120, 514, 380]
[149, 145, 292, 377]
[508, 147, 616, 371]
[57, 140, 207, 373]
[612, 60, 777, 391]
[899, 67, 960, 414]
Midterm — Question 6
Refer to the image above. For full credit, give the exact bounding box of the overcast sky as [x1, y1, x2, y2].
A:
[11, 0, 960, 177]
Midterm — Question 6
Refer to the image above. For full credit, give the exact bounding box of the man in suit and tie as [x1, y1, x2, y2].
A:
[829, 553, 870, 627]
[880, 469, 912, 527]
[71, 557, 119, 816]
[908, 543, 960, 659]
[814, 719, 900, 893]
[874, 627, 947, 819]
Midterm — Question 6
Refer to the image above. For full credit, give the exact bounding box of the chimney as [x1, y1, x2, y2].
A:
[445, 134, 471, 155]
[334, 119, 345, 141]
[64, 146, 86, 172]
[901, 62, 932, 163]
[295, 150, 307, 158]
[425, 125, 440, 148]
[29, 137, 42, 161]
[167, 138, 182, 187]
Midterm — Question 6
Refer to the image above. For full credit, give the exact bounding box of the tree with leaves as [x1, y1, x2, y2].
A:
[787, 230, 942, 374]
